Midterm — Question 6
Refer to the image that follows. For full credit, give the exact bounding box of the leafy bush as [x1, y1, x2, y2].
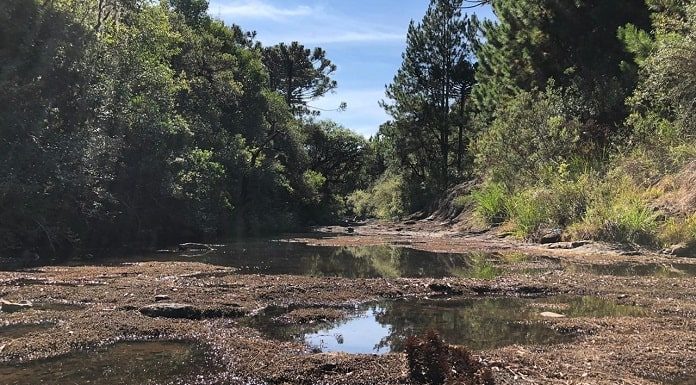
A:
[347, 174, 406, 220]
[474, 86, 584, 188]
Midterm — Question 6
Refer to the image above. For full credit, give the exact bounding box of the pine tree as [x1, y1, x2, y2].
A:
[473, 0, 651, 131]
[262, 42, 337, 116]
[382, 0, 476, 193]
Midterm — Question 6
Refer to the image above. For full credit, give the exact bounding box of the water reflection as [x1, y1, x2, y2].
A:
[566, 262, 696, 277]
[82, 242, 480, 279]
[0, 341, 210, 385]
[204, 243, 477, 278]
[0, 322, 54, 340]
[542, 296, 647, 317]
[253, 298, 576, 354]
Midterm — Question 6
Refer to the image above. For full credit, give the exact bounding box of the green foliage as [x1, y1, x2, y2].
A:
[660, 214, 696, 247]
[568, 176, 659, 245]
[474, 86, 585, 187]
[348, 174, 406, 220]
[301, 170, 326, 204]
[473, 0, 650, 127]
[0, 0, 100, 251]
[0, 0, 360, 256]
[505, 192, 551, 239]
[627, 3, 696, 144]
[470, 183, 508, 224]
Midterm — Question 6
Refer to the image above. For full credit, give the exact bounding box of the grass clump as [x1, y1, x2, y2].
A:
[470, 182, 508, 225]
[505, 190, 550, 239]
[659, 213, 696, 246]
[568, 176, 659, 245]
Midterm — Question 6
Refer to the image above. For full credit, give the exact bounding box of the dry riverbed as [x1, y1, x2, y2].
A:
[1, 221, 695, 384]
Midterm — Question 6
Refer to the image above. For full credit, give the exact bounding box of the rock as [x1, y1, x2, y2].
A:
[547, 242, 575, 250]
[403, 220, 417, 225]
[547, 241, 592, 249]
[0, 299, 33, 313]
[139, 303, 202, 319]
[428, 283, 463, 295]
[154, 294, 170, 302]
[539, 230, 562, 244]
[666, 243, 696, 257]
[345, 227, 355, 234]
[540, 311, 566, 318]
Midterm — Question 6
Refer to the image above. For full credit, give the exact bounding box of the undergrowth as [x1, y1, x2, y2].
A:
[464, 150, 696, 248]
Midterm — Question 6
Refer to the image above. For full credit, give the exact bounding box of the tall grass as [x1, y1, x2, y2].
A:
[470, 182, 508, 224]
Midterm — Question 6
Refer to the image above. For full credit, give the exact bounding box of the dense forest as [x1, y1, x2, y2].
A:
[2, 0, 696, 259]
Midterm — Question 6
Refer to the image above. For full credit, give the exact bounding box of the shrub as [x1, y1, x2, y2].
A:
[474, 86, 584, 188]
[347, 174, 406, 220]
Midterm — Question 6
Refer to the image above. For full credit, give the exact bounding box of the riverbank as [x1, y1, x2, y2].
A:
[1, 222, 695, 384]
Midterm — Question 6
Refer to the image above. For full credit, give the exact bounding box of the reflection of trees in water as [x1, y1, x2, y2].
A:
[311, 246, 473, 278]
[209, 242, 476, 278]
[548, 296, 646, 317]
[372, 299, 570, 351]
[248, 305, 353, 343]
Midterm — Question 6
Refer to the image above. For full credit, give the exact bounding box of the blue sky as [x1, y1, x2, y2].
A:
[208, 0, 494, 137]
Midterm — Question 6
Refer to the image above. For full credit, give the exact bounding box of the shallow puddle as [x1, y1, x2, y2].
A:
[567, 262, 696, 277]
[253, 297, 578, 354]
[33, 302, 87, 311]
[72, 242, 492, 279]
[0, 341, 211, 385]
[253, 295, 648, 354]
[0, 322, 54, 339]
[536, 295, 647, 317]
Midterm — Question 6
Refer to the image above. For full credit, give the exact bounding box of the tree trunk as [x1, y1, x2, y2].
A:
[457, 91, 465, 177]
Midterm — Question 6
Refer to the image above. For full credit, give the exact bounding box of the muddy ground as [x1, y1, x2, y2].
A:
[1, 221, 695, 384]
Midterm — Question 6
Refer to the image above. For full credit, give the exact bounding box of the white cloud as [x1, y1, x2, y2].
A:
[210, 0, 404, 45]
[210, 0, 314, 21]
[278, 31, 403, 45]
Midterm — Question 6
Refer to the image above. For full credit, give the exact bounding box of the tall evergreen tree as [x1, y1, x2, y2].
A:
[262, 42, 338, 116]
[381, 0, 476, 194]
[473, 0, 651, 133]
